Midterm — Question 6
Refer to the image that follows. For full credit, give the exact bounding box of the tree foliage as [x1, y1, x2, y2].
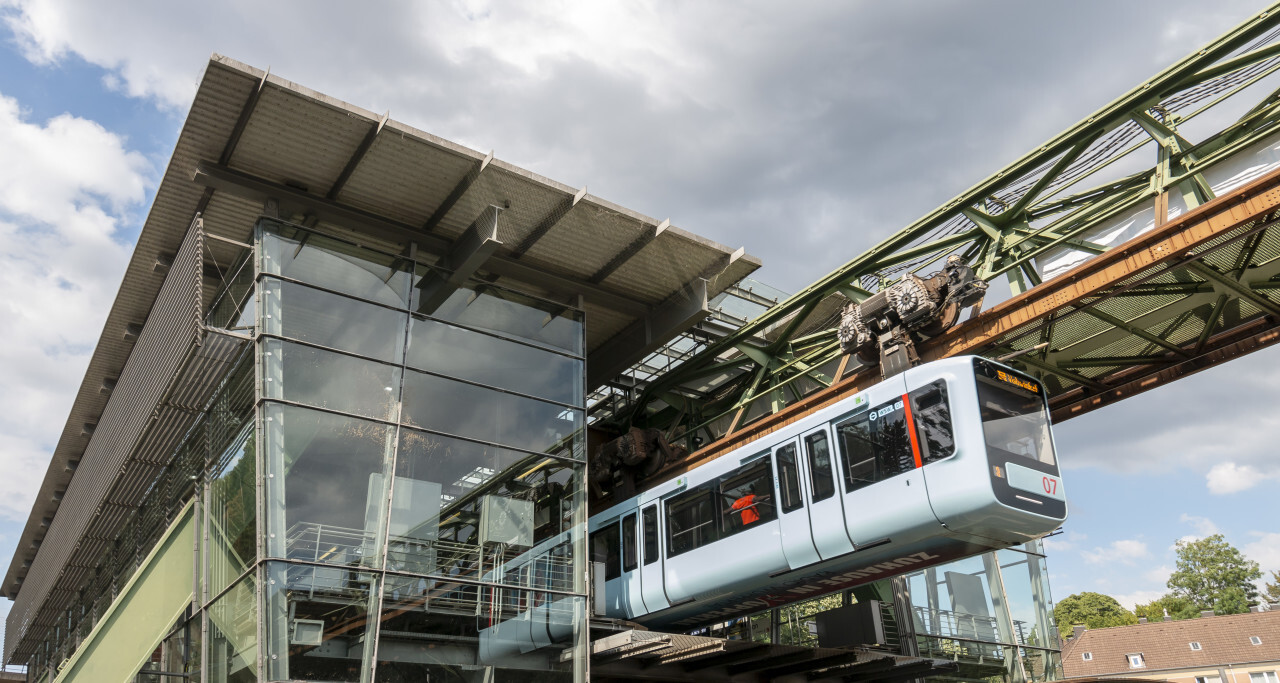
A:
[1167, 534, 1262, 615]
[1134, 594, 1197, 622]
[1264, 570, 1280, 604]
[1054, 592, 1138, 639]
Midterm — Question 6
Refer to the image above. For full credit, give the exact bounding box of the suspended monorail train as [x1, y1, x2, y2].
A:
[476, 355, 1066, 661]
[587, 355, 1066, 629]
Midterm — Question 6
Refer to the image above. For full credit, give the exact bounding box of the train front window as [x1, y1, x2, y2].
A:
[974, 359, 1056, 468]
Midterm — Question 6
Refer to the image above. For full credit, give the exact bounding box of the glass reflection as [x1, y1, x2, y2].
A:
[264, 562, 377, 682]
[207, 572, 257, 683]
[413, 269, 583, 355]
[374, 576, 581, 682]
[208, 426, 256, 597]
[260, 220, 410, 307]
[263, 403, 394, 568]
[401, 370, 582, 457]
[387, 428, 585, 592]
[261, 338, 401, 422]
[407, 316, 582, 405]
[261, 277, 408, 363]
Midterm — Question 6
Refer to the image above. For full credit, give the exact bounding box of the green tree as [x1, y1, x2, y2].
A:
[1167, 534, 1262, 615]
[1134, 594, 1197, 622]
[1054, 592, 1139, 639]
[1264, 570, 1280, 603]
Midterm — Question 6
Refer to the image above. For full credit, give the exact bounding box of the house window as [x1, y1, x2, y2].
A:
[1250, 636, 1263, 646]
[1197, 676, 1222, 683]
[1248, 672, 1278, 683]
[1127, 654, 1145, 668]
[1190, 642, 1202, 651]
[1082, 652, 1093, 662]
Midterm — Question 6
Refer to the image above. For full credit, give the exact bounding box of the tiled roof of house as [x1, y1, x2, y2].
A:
[1062, 609, 1280, 678]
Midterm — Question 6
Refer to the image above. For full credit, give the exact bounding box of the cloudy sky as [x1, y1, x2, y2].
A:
[1, 0, 1278, 648]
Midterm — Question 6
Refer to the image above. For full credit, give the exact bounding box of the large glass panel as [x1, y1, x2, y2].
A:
[135, 613, 199, 682]
[401, 370, 583, 457]
[407, 316, 582, 405]
[260, 220, 411, 307]
[374, 576, 583, 682]
[905, 555, 1000, 643]
[263, 403, 394, 569]
[413, 270, 583, 356]
[264, 562, 377, 682]
[261, 338, 401, 422]
[389, 428, 585, 593]
[208, 425, 257, 597]
[261, 277, 408, 363]
[207, 572, 257, 683]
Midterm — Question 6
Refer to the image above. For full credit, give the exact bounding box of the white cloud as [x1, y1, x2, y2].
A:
[1113, 589, 1166, 611]
[1142, 565, 1171, 585]
[1243, 531, 1280, 574]
[0, 91, 148, 520]
[1179, 514, 1220, 536]
[1043, 530, 1087, 553]
[1206, 462, 1279, 494]
[1081, 539, 1150, 566]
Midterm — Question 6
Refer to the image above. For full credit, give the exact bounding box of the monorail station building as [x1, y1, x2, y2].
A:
[3, 56, 1061, 683]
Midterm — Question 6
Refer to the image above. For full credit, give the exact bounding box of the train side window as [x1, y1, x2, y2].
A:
[835, 398, 913, 493]
[642, 505, 659, 565]
[590, 522, 622, 581]
[622, 513, 638, 572]
[909, 380, 955, 463]
[667, 485, 719, 557]
[719, 459, 777, 536]
[776, 444, 804, 513]
[805, 431, 836, 502]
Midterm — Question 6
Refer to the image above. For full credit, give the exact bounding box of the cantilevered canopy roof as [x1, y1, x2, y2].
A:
[3, 54, 758, 631]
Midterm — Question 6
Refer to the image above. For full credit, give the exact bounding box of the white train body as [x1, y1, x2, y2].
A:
[589, 355, 1066, 629]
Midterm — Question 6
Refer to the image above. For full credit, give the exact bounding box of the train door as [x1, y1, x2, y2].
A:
[801, 425, 858, 560]
[835, 378, 940, 549]
[619, 512, 648, 617]
[589, 518, 624, 617]
[638, 502, 670, 613]
[774, 439, 821, 569]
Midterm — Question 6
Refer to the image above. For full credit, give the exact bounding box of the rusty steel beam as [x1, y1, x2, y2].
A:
[1050, 316, 1280, 422]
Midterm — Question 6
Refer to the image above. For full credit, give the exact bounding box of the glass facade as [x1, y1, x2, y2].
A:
[252, 219, 588, 682]
[904, 542, 1062, 683]
[705, 544, 1062, 683]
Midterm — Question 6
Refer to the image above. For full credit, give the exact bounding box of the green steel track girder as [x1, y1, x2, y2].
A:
[618, 3, 1280, 442]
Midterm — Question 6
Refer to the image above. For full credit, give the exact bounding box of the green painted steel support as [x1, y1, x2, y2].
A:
[54, 501, 195, 683]
[615, 3, 1280, 437]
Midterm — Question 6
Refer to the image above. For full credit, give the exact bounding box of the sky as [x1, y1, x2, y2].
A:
[1, 0, 1279, 653]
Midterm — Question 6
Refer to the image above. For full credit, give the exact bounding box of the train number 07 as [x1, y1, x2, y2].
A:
[1042, 476, 1058, 495]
